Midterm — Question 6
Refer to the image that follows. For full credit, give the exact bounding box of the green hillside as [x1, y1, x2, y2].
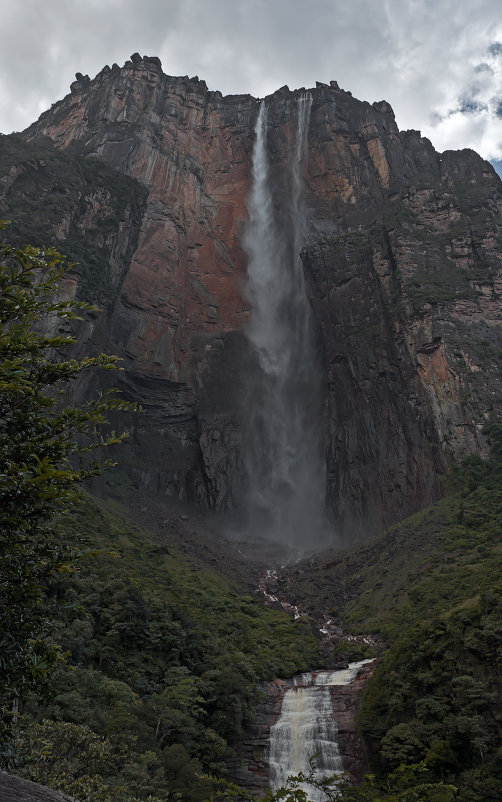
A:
[7, 407, 502, 802]
[270, 425, 502, 801]
[17, 425, 502, 802]
[354, 429, 502, 801]
[13, 496, 321, 802]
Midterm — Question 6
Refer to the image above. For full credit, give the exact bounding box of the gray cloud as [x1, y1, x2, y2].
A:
[488, 42, 502, 57]
[458, 99, 488, 114]
[474, 63, 494, 74]
[1, 0, 501, 162]
[0, 0, 182, 131]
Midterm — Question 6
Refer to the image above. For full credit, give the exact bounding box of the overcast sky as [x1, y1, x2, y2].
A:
[2, 0, 502, 171]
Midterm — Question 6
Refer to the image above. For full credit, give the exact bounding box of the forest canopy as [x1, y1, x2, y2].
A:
[0, 226, 135, 745]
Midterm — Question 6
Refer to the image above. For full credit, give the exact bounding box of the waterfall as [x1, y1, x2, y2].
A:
[242, 96, 326, 550]
[269, 662, 370, 801]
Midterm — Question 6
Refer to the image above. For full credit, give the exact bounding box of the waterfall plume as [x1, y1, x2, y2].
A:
[242, 96, 327, 551]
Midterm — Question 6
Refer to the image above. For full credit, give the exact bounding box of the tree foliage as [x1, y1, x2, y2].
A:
[0, 222, 321, 795]
[9, 494, 321, 800]
[356, 424, 502, 801]
[0, 225, 135, 741]
[217, 758, 457, 802]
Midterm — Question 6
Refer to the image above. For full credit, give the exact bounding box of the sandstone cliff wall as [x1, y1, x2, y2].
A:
[1, 55, 501, 541]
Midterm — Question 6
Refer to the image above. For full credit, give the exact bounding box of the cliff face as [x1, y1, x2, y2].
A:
[3, 55, 502, 541]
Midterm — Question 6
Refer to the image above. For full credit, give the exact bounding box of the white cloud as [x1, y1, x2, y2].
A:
[0, 0, 501, 162]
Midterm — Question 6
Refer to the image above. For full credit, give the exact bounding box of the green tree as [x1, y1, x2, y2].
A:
[0, 224, 135, 746]
[381, 723, 427, 768]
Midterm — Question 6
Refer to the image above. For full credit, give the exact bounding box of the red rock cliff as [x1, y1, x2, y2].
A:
[1, 55, 501, 541]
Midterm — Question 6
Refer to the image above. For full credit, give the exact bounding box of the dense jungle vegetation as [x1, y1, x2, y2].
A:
[346, 423, 502, 801]
[8, 427, 502, 802]
[0, 230, 320, 801]
[265, 424, 502, 802]
[2, 227, 502, 802]
[13, 497, 320, 801]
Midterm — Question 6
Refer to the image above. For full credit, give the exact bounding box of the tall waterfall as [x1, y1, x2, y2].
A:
[242, 96, 326, 550]
[269, 663, 369, 800]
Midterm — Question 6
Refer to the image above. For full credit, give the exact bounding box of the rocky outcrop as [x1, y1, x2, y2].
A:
[227, 679, 286, 796]
[0, 771, 78, 801]
[329, 662, 374, 781]
[1, 56, 501, 540]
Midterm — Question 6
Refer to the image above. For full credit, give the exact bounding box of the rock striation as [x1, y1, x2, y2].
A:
[227, 678, 287, 796]
[0, 770, 79, 801]
[328, 662, 374, 781]
[1, 55, 502, 541]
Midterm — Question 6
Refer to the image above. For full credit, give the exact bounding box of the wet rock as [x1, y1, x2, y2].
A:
[227, 678, 287, 795]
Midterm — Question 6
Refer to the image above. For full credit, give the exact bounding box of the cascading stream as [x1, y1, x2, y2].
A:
[269, 662, 371, 801]
[243, 96, 326, 550]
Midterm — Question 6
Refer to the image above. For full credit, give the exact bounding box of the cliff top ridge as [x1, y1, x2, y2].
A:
[43, 53, 399, 128]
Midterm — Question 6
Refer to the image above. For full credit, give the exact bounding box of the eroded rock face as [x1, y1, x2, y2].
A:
[329, 662, 374, 781]
[1, 56, 502, 541]
[227, 679, 287, 796]
[0, 770, 78, 801]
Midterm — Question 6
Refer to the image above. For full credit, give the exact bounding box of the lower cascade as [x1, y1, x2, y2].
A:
[269, 661, 371, 800]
